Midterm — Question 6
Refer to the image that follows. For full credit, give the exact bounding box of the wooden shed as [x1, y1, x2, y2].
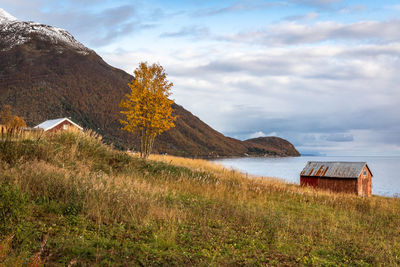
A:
[34, 118, 83, 133]
[300, 161, 373, 197]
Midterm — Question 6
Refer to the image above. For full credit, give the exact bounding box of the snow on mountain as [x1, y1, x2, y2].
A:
[0, 8, 17, 23]
[0, 8, 90, 54]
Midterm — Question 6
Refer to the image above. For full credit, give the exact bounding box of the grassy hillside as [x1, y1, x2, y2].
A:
[1, 130, 400, 266]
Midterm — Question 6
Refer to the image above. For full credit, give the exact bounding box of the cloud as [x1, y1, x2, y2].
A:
[322, 133, 354, 142]
[291, 0, 343, 8]
[338, 5, 367, 14]
[148, 8, 184, 21]
[194, 1, 286, 16]
[385, 5, 400, 11]
[248, 131, 267, 139]
[160, 26, 210, 39]
[1, 1, 159, 47]
[222, 20, 400, 45]
[41, 4, 145, 47]
[284, 12, 319, 21]
[292, 0, 341, 4]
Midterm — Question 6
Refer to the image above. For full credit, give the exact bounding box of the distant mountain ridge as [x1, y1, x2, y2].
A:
[0, 9, 300, 158]
[245, 137, 300, 157]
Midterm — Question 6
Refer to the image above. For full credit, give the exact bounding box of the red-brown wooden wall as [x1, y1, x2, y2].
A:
[47, 120, 80, 133]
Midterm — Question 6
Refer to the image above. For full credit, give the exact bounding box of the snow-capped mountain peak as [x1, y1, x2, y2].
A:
[0, 8, 18, 23]
[0, 8, 90, 54]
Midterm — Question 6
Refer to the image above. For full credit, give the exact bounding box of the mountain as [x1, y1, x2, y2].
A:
[245, 137, 301, 157]
[0, 9, 300, 158]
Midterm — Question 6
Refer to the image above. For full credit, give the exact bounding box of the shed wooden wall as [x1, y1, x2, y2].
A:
[300, 177, 318, 187]
[300, 176, 358, 195]
[318, 178, 358, 195]
[357, 166, 372, 197]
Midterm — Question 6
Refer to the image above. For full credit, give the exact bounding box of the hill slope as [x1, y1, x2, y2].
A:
[1, 130, 399, 265]
[0, 9, 299, 157]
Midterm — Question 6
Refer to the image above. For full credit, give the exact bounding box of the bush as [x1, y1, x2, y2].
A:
[0, 139, 50, 165]
[0, 183, 27, 234]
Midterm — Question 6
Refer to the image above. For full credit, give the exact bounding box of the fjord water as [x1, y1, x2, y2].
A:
[213, 156, 400, 197]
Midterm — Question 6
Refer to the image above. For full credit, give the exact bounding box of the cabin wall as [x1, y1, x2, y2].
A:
[300, 176, 318, 187]
[47, 121, 78, 133]
[357, 166, 372, 197]
[317, 178, 358, 195]
[300, 176, 358, 195]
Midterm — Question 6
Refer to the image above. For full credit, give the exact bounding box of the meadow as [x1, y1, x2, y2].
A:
[1, 129, 400, 266]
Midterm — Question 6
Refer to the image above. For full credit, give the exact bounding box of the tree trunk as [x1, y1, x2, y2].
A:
[140, 129, 145, 158]
[139, 128, 156, 159]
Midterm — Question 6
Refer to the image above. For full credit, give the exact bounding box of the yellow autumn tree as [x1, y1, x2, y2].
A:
[0, 105, 26, 126]
[120, 62, 177, 158]
[0, 105, 26, 138]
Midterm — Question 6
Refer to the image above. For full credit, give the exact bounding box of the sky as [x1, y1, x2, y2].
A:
[1, 0, 400, 156]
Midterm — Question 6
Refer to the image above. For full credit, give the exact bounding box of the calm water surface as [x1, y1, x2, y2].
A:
[213, 156, 400, 197]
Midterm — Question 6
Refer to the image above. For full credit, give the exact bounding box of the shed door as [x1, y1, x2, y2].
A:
[362, 176, 368, 197]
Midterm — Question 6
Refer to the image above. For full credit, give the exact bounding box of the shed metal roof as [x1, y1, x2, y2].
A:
[34, 118, 83, 131]
[300, 161, 372, 179]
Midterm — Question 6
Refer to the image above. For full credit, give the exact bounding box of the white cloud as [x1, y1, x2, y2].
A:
[222, 20, 400, 45]
[284, 12, 319, 21]
[194, 1, 286, 16]
[160, 26, 210, 39]
[386, 5, 400, 11]
[291, 0, 343, 6]
[249, 131, 267, 139]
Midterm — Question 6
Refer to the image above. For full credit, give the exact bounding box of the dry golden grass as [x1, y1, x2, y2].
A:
[150, 153, 291, 187]
[1, 130, 400, 265]
[149, 153, 346, 199]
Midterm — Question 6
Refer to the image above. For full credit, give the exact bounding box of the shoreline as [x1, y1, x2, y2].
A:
[209, 155, 400, 198]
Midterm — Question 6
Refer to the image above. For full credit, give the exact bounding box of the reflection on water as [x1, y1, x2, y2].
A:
[213, 156, 400, 197]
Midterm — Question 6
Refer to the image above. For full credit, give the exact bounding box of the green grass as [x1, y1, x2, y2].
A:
[1, 129, 400, 266]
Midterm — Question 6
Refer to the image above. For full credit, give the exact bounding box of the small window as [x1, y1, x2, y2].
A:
[63, 124, 68, 130]
[363, 171, 367, 177]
